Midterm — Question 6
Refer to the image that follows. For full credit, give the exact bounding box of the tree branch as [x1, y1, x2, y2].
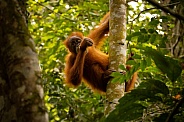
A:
[145, 0, 184, 21]
[165, 96, 184, 122]
[36, 2, 76, 22]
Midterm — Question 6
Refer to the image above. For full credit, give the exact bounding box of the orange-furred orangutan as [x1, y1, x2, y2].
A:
[64, 13, 137, 93]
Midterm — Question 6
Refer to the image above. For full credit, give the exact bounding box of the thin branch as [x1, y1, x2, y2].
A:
[131, 7, 156, 23]
[35, 2, 76, 22]
[165, 97, 184, 122]
[127, 7, 156, 51]
[127, 1, 180, 51]
[131, 1, 180, 23]
[127, 0, 138, 2]
[166, 2, 180, 6]
[145, 0, 184, 21]
[36, 2, 55, 13]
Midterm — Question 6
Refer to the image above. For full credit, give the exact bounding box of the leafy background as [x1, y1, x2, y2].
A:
[27, 0, 184, 121]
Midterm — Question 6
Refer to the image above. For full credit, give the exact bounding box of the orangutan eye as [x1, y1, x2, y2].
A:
[77, 39, 81, 43]
[69, 36, 82, 47]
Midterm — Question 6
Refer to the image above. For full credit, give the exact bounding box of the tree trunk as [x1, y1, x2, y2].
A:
[105, 0, 127, 116]
[0, 0, 48, 122]
[169, 5, 184, 58]
[160, 0, 184, 66]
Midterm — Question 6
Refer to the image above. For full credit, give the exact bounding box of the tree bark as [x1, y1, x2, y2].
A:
[0, 0, 48, 122]
[105, 0, 127, 116]
[160, 0, 184, 64]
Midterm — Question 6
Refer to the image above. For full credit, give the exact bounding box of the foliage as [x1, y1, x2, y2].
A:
[107, 47, 183, 121]
[28, 0, 108, 121]
[27, 0, 184, 121]
[106, 0, 184, 121]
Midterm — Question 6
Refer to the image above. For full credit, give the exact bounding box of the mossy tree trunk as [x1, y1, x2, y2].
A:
[105, 0, 127, 116]
[0, 0, 48, 122]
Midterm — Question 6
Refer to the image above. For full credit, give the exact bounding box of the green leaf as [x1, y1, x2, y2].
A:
[138, 80, 169, 96]
[111, 72, 122, 83]
[111, 72, 122, 77]
[148, 29, 155, 33]
[144, 48, 182, 82]
[140, 59, 147, 71]
[111, 76, 121, 83]
[140, 28, 147, 33]
[145, 56, 152, 66]
[105, 103, 145, 122]
[126, 60, 136, 65]
[126, 35, 132, 41]
[149, 19, 159, 26]
[149, 34, 157, 43]
[119, 64, 126, 70]
[132, 32, 142, 37]
[132, 54, 141, 59]
[137, 35, 145, 43]
[106, 80, 169, 122]
[144, 67, 160, 73]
